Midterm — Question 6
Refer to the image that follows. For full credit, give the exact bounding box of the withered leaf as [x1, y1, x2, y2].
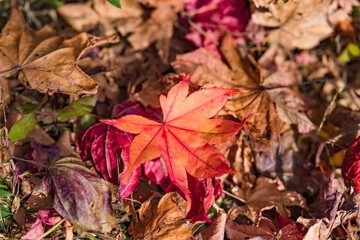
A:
[229, 177, 307, 225]
[38, 157, 119, 234]
[172, 34, 281, 141]
[226, 215, 304, 240]
[252, 0, 352, 50]
[129, 192, 203, 240]
[0, 6, 117, 96]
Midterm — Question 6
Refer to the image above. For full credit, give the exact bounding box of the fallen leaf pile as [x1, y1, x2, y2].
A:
[1, 0, 360, 239]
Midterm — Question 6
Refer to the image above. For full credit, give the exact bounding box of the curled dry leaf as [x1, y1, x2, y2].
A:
[0, 5, 118, 96]
[226, 215, 305, 240]
[129, 192, 203, 240]
[38, 157, 119, 234]
[229, 176, 307, 225]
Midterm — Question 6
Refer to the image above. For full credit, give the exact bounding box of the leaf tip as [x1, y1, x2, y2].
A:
[183, 73, 192, 83]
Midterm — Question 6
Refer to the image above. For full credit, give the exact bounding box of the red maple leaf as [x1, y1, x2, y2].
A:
[101, 74, 250, 220]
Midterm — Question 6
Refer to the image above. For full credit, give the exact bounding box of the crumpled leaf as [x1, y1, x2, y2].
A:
[226, 215, 305, 240]
[78, 100, 160, 199]
[8, 113, 37, 143]
[128, 0, 184, 62]
[129, 192, 203, 240]
[251, 0, 354, 50]
[183, 0, 250, 58]
[102, 75, 250, 221]
[229, 176, 307, 224]
[58, 0, 143, 36]
[172, 34, 281, 142]
[38, 157, 119, 234]
[342, 137, 360, 193]
[57, 95, 97, 120]
[298, 174, 356, 240]
[0, 5, 117, 96]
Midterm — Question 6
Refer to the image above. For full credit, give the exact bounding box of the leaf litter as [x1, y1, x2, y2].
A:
[1, 0, 360, 239]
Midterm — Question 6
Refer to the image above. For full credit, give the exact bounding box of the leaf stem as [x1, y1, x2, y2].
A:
[0, 67, 21, 77]
[35, 218, 65, 240]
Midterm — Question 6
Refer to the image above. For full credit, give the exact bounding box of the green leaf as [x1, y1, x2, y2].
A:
[0, 204, 12, 218]
[80, 114, 97, 129]
[0, 190, 12, 198]
[8, 113, 37, 143]
[47, 0, 65, 8]
[23, 95, 48, 114]
[352, 6, 360, 17]
[107, 0, 121, 8]
[338, 43, 360, 63]
[57, 95, 97, 120]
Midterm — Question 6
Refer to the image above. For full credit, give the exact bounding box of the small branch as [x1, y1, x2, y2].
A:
[186, 16, 219, 46]
[185, 4, 218, 17]
[223, 190, 246, 203]
[264, 78, 329, 91]
[35, 219, 65, 240]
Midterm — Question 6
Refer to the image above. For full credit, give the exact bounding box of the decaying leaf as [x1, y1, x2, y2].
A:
[251, 0, 354, 50]
[172, 34, 281, 142]
[0, 5, 117, 96]
[229, 176, 307, 224]
[226, 215, 305, 240]
[102, 75, 250, 221]
[129, 192, 203, 240]
[58, 0, 143, 36]
[38, 157, 119, 234]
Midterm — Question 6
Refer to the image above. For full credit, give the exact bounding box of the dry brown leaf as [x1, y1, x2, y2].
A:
[172, 34, 281, 142]
[58, 0, 144, 36]
[226, 216, 304, 240]
[0, 6, 117, 96]
[57, 2, 99, 32]
[252, 0, 353, 50]
[129, 0, 184, 62]
[229, 176, 307, 225]
[130, 72, 185, 107]
[129, 192, 203, 240]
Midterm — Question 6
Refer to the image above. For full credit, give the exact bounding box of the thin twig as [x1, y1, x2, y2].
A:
[35, 219, 65, 240]
[223, 190, 246, 203]
[186, 16, 219, 46]
[264, 78, 328, 91]
[1, 88, 17, 194]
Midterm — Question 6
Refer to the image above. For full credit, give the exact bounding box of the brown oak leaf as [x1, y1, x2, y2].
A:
[129, 192, 203, 240]
[0, 5, 117, 96]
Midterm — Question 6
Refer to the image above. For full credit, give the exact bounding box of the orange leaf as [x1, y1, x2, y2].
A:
[101, 74, 250, 219]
